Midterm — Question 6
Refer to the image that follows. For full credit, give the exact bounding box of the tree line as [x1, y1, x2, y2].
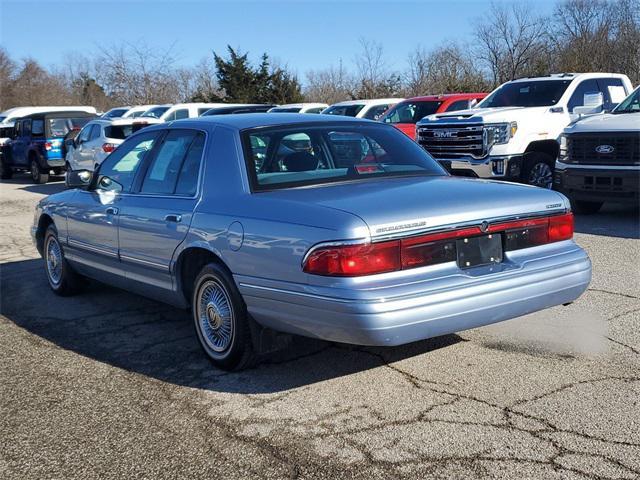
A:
[0, 0, 638, 111]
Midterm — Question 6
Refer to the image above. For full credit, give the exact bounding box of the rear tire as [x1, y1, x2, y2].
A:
[571, 199, 603, 215]
[31, 157, 49, 184]
[522, 152, 554, 189]
[192, 263, 256, 371]
[44, 225, 81, 296]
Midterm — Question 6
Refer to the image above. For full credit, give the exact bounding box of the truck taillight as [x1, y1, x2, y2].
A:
[44, 142, 52, 151]
[102, 143, 117, 153]
[303, 213, 574, 277]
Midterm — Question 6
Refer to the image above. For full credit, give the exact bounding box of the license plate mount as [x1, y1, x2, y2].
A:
[456, 234, 503, 269]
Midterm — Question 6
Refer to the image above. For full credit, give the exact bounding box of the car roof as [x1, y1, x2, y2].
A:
[509, 73, 629, 83]
[20, 111, 97, 120]
[329, 98, 403, 107]
[158, 113, 377, 131]
[402, 93, 487, 102]
[275, 103, 329, 108]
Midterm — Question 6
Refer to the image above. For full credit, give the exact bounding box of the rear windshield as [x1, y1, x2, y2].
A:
[270, 107, 302, 113]
[323, 104, 365, 117]
[141, 106, 170, 118]
[47, 117, 92, 137]
[104, 124, 138, 140]
[479, 80, 572, 108]
[242, 124, 445, 191]
[382, 101, 442, 124]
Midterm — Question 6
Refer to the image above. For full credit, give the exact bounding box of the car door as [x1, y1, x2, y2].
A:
[117, 129, 205, 291]
[11, 119, 31, 165]
[64, 130, 161, 280]
[70, 123, 95, 170]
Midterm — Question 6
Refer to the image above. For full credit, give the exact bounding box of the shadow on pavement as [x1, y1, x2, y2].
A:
[1, 258, 461, 394]
[1, 177, 66, 196]
[573, 203, 639, 239]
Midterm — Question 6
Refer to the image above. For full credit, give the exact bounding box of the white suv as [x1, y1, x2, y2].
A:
[322, 98, 403, 120]
[65, 118, 148, 171]
[416, 73, 633, 188]
[138, 103, 235, 124]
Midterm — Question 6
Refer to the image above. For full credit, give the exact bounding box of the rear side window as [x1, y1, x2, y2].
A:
[140, 130, 200, 195]
[175, 133, 205, 196]
[105, 124, 135, 140]
[597, 78, 627, 110]
[363, 104, 392, 120]
[32, 119, 45, 136]
[323, 105, 365, 117]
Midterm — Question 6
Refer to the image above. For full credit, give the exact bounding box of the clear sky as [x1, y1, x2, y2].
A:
[0, 0, 557, 77]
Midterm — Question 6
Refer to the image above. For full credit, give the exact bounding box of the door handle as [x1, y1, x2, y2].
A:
[105, 207, 119, 215]
[164, 214, 182, 223]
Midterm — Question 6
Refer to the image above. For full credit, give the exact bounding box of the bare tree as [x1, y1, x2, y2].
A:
[353, 38, 401, 98]
[550, 0, 640, 83]
[404, 42, 489, 96]
[0, 47, 17, 109]
[474, 2, 550, 85]
[96, 41, 181, 105]
[304, 60, 355, 104]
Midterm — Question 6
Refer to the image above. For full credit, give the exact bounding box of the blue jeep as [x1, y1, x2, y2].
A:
[0, 111, 95, 183]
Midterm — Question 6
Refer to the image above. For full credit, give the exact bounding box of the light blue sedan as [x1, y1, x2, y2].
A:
[32, 114, 591, 370]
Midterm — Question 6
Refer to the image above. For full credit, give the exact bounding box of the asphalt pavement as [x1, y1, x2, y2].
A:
[1, 177, 638, 479]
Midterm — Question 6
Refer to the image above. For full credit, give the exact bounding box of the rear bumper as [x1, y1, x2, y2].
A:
[554, 162, 640, 203]
[438, 155, 523, 180]
[236, 243, 591, 346]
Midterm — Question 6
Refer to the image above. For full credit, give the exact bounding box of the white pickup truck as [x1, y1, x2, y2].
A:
[416, 73, 633, 189]
[554, 86, 639, 213]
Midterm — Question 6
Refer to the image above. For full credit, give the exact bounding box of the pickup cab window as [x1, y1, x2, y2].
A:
[567, 79, 600, 112]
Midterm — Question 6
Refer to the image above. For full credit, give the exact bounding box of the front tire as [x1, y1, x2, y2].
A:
[31, 157, 49, 184]
[571, 199, 603, 215]
[44, 225, 80, 295]
[192, 263, 256, 371]
[522, 152, 554, 189]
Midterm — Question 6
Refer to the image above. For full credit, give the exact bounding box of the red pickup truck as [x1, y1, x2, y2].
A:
[378, 93, 487, 139]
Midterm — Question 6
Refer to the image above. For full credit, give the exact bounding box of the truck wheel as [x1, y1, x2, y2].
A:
[44, 224, 81, 296]
[31, 157, 49, 184]
[571, 199, 603, 215]
[522, 152, 554, 189]
[192, 262, 257, 371]
[0, 157, 12, 180]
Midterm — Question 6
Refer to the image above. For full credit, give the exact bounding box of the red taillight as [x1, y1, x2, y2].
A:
[548, 213, 574, 242]
[303, 213, 574, 277]
[44, 142, 52, 151]
[102, 143, 116, 153]
[303, 241, 401, 276]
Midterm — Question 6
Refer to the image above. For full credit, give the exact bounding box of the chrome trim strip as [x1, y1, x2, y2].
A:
[556, 161, 639, 171]
[239, 283, 357, 304]
[119, 254, 168, 270]
[68, 239, 118, 258]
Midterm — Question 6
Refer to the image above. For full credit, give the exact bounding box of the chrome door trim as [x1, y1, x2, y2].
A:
[68, 238, 118, 258]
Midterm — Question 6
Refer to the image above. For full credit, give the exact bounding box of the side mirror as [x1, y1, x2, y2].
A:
[66, 169, 93, 189]
[469, 99, 479, 108]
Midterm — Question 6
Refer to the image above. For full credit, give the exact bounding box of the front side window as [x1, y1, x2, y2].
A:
[243, 124, 445, 191]
[140, 130, 201, 195]
[96, 131, 159, 193]
[89, 124, 102, 141]
[479, 80, 572, 108]
[567, 79, 600, 112]
[363, 104, 392, 120]
[383, 101, 442, 124]
[77, 124, 93, 143]
[323, 104, 365, 117]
